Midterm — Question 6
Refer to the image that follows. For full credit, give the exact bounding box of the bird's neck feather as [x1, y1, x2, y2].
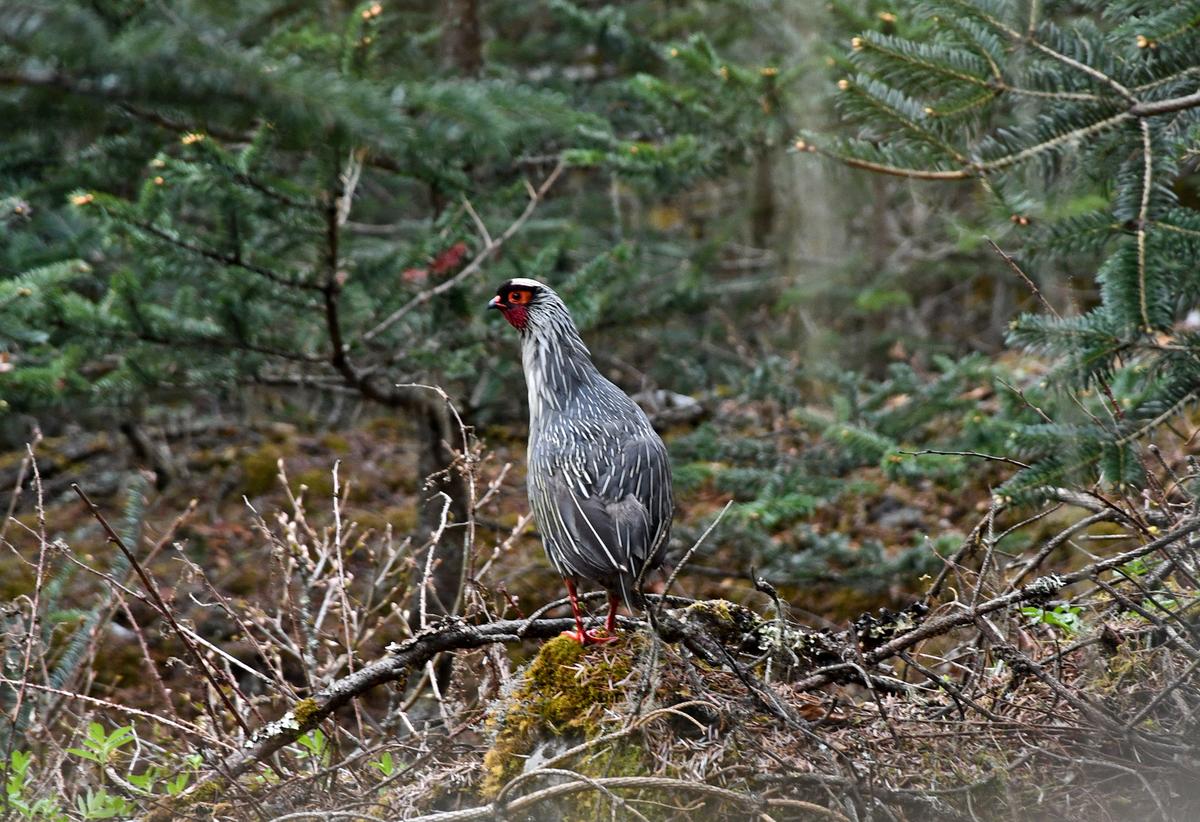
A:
[521, 312, 600, 425]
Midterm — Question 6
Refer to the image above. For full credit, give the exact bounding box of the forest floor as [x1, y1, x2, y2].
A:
[2, 407, 1198, 820]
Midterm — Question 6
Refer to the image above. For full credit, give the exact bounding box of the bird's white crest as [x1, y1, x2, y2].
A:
[507, 277, 547, 289]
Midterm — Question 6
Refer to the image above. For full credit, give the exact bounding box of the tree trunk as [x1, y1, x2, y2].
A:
[750, 149, 776, 248]
[441, 0, 482, 76]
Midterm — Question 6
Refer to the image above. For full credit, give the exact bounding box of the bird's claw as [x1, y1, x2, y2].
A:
[559, 628, 618, 645]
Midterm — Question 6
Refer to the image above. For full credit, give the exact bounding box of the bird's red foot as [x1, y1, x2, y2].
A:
[559, 628, 619, 645]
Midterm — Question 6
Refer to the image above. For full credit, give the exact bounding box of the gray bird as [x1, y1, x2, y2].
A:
[489, 278, 673, 644]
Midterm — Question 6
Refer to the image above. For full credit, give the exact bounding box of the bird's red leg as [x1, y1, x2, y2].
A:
[559, 579, 617, 645]
[605, 592, 620, 636]
[561, 579, 587, 642]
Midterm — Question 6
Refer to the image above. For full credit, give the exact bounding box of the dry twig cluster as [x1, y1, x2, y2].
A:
[2, 425, 1199, 821]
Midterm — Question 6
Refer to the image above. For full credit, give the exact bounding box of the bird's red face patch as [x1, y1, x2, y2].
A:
[490, 285, 535, 330]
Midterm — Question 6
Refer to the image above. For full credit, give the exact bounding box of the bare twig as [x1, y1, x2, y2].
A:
[985, 239, 1060, 319]
[71, 484, 253, 736]
[404, 775, 850, 822]
[900, 448, 1030, 469]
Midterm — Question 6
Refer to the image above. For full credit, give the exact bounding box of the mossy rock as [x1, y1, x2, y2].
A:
[481, 634, 650, 803]
[350, 504, 420, 536]
[381, 460, 421, 494]
[293, 467, 335, 500]
[240, 443, 292, 497]
[366, 416, 408, 437]
[319, 432, 352, 454]
[0, 551, 34, 599]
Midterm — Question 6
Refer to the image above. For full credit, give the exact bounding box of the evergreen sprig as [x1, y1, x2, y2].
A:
[811, 0, 1200, 502]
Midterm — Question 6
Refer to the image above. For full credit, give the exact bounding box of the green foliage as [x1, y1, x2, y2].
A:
[6, 751, 67, 821]
[296, 728, 331, 767]
[1021, 604, 1084, 636]
[812, 0, 1200, 502]
[369, 750, 397, 779]
[74, 789, 133, 820]
[0, 0, 797, 430]
[126, 761, 194, 797]
[66, 723, 135, 766]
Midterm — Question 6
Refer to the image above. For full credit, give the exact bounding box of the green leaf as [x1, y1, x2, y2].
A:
[370, 750, 396, 777]
[1021, 605, 1084, 636]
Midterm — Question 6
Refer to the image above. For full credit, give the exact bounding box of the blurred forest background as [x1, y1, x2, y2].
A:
[2, 0, 1200, 819]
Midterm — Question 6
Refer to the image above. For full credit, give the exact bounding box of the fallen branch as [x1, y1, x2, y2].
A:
[175, 614, 583, 805]
[794, 514, 1200, 693]
[404, 775, 851, 822]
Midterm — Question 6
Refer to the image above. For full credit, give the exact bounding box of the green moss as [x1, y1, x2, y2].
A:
[240, 443, 288, 496]
[0, 551, 33, 599]
[570, 741, 648, 819]
[320, 432, 351, 453]
[143, 774, 228, 821]
[350, 505, 420, 536]
[293, 698, 320, 726]
[366, 416, 406, 436]
[381, 461, 420, 494]
[294, 468, 335, 500]
[682, 599, 763, 644]
[90, 634, 146, 688]
[481, 635, 645, 800]
[144, 763, 285, 821]
[264, 422, 298, 442]
[0, 449, 28, 473]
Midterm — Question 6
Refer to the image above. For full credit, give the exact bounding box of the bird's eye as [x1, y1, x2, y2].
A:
[509, 290, 531, 305]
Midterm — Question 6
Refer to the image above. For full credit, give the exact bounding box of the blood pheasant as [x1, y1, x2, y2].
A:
[489, 278, 673, 644]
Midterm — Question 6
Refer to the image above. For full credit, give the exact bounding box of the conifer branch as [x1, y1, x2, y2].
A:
[986, 238, 1060, 318]
[855, 35, 988, 87]
[1128, 87, 1200, 117]
[127, 219, 323, 292]
[899, 448, 1030, 468]
[116, 103, 250, 143]
[313, 167, 424, 412]
[841, 78, 970, 162]
[63, 321, 327, 364]
[804, 144, 971, 180]
[937, 0, 1134, 99]
[1133, 66, 1200, 95]
[1116, 388, 1200, 448]
[998, 85, 1104, 103]
[1154, 220, 1200, 239]
[1026, 39, 1135, 102]
[975, 110, 1132, 172]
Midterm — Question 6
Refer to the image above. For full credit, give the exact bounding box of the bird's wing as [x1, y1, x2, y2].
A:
[535, 422, 673, 597]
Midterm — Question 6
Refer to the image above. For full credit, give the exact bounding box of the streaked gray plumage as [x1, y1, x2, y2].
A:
[489, 278, 672, 642]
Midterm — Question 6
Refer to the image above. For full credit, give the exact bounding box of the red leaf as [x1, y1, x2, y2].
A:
[430, 242, 469, 275]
